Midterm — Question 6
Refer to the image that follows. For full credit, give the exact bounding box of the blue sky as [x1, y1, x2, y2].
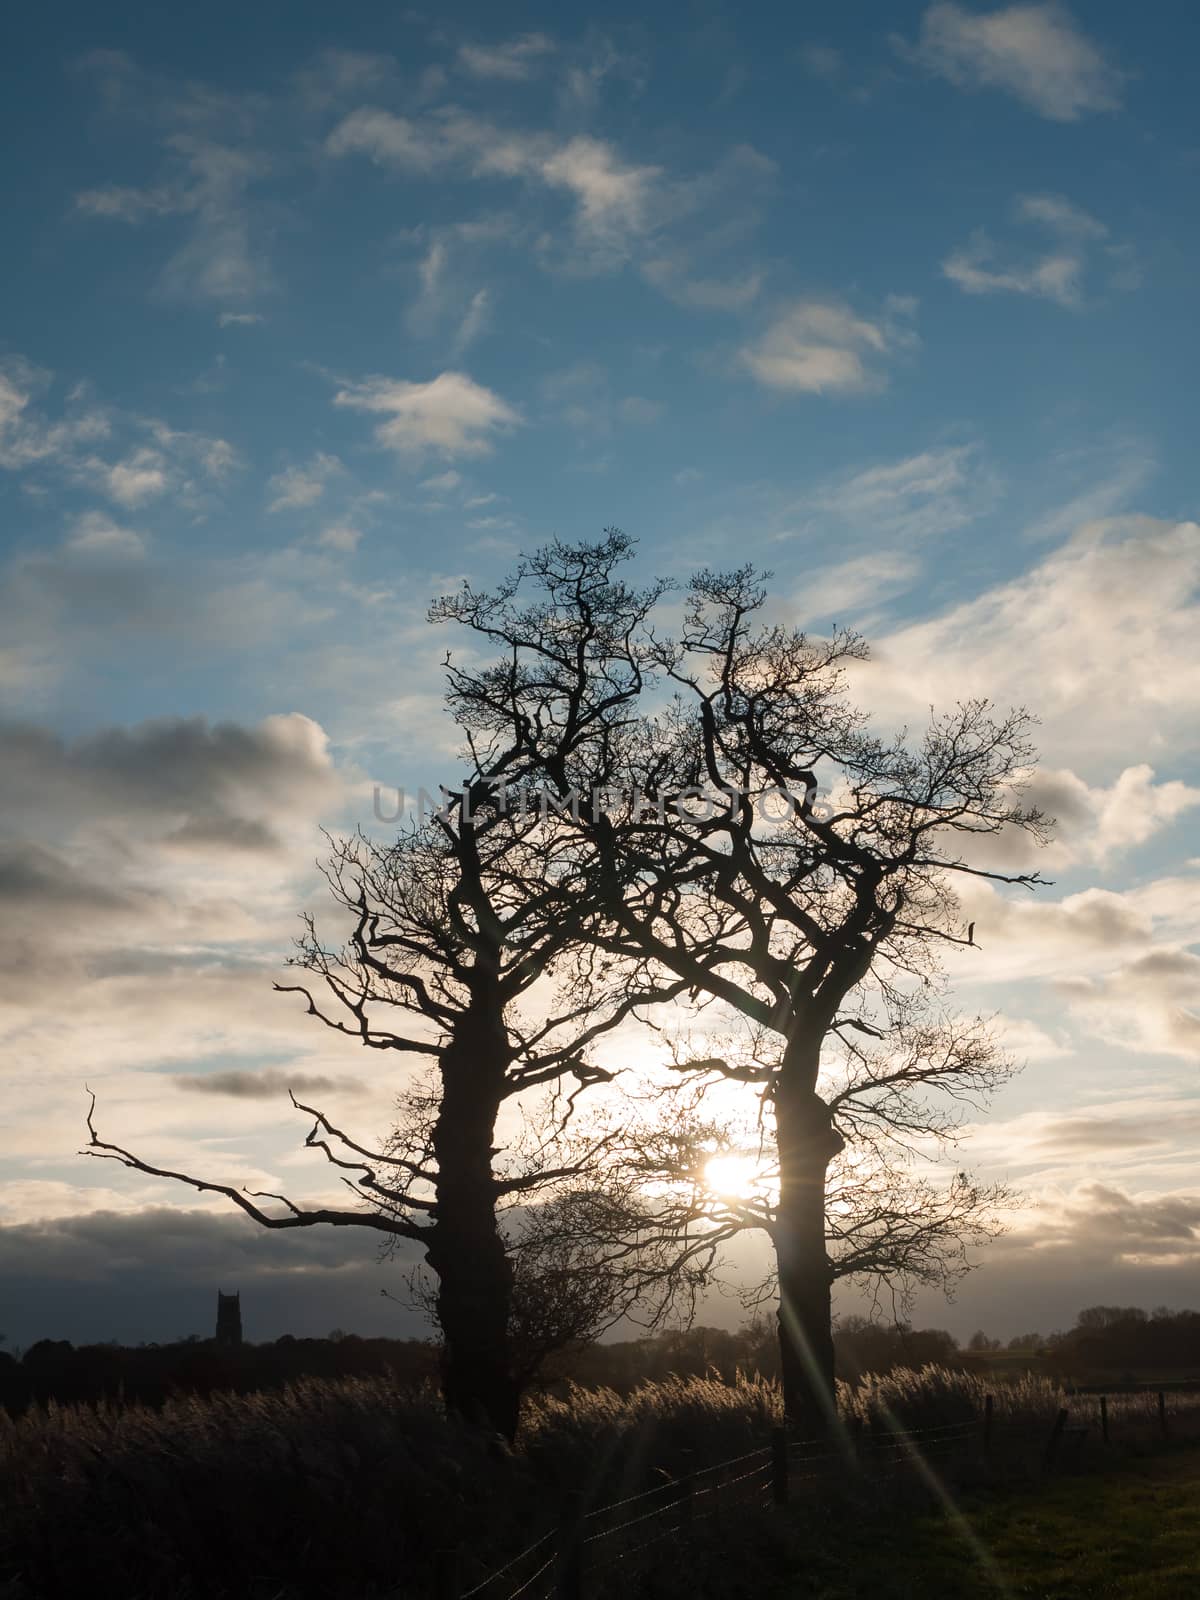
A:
[2, 2, 1199, 1346]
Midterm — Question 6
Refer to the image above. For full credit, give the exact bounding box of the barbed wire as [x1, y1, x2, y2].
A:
[581, 1477, 678, 1521]
[448, 1401, 1177, 1599]
[583, 1497, 684, 1545]
[592, 1515, 689, 1568]
[497, 1551, 556, 1600]
[459, 1530, 555, 1598]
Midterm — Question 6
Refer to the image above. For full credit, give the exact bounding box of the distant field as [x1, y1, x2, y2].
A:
[799, 1449, 1200, 1599]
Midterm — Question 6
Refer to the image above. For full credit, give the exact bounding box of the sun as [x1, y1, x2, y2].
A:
[703, 1152, 765, 1200]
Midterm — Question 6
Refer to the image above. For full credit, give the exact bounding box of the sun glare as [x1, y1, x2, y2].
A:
[703, 1152, 765, 1200]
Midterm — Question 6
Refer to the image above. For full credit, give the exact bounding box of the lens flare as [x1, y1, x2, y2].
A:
[703, 1152, 764, 1199]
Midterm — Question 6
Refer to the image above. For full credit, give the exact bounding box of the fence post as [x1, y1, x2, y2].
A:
[983, 1394, 994, 1458]
[1044, 1407, 1069, 1469]
[1100, 1396, 1109, 1445]
[771, 1426, 789, 1506]
[434, 1549, 459, 1600]
[1158, 1391, 1168, 1442]
[557, 1489, 584, 1600]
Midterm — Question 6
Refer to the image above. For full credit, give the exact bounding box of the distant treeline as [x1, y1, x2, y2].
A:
[4, 1303, 1197, 1414]
[0, 1333, 439, 1414]
[1044, 1304, 1200, 1379]
[0, 1321, 960, 1414]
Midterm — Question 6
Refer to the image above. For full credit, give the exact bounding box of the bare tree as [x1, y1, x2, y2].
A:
[386, 1090, 734, 1393]
[436, 553, 1051, 1436]
[85, 534, 685, 1440]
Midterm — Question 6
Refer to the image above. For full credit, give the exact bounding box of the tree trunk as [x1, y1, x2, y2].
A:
[772, 1055, 844, 1440]
[427, 1018, 520, 1441]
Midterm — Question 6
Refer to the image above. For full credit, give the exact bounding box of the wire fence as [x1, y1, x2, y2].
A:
[432, 1388, 1200, 1600]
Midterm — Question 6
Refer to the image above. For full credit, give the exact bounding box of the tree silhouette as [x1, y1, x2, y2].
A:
[84, 534, 1050, 1441]
[438, 549, 1050, 1437]
[85, 534, 686, 1439]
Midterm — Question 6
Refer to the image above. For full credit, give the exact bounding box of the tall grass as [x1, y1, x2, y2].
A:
[3, 1367, 1197, 1597]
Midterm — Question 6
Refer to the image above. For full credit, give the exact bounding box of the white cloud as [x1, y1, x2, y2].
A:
[457, 33, 556, 81]
[902, 2, 1124, 121]
[333, 371, 520, 460]
[536, 135, 659, 246]
[1060, 952, 1200, 1060]
[963, 762, 1200, 882]
[864, 518, 1200, 765]
[942, 873, 1196, 993]
[99, 446, 170, 506]
[739, 300, 914, 395]
[912, 861, 1200, 1076]
[996, 1016, 1074, 1063]
[1029, 766, 1200, 866]
[943, 192, 1122, 308]
[267, 452, 343, 513]
[66, 512, 147, 558]
[217, 310, 264, 327]
[314, 524, 362, 553]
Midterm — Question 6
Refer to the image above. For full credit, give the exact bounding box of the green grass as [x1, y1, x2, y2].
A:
[795, 1449, 1200, 1599]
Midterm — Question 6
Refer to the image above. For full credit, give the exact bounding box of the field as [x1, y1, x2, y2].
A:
[791, 1449, 1200, 1599]
[3, 1367, 1198, 1598]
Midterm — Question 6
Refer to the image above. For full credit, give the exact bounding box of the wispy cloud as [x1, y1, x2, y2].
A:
[73, 56, 276, 306]
[328, 109, 662, 267]
[267, 452, 343, 513]
[74, 184, 178, 222]
[899, 2, 1124, 122]
[313, 524, 362, 553]
[642, 258, 763, 310]
[0, 358, 110, 471]
[796, 444, 1001, 542]
[452, 288, 491, 355]
[457, 33, 556, 82]
[944, 192, 1128, 308]
[175, 1068, 364, 1099]
[791, 552, 922, 625]
[1, 356, 237, 513]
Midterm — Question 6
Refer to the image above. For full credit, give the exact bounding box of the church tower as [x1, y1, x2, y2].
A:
[215, 1290, 243, 1347]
